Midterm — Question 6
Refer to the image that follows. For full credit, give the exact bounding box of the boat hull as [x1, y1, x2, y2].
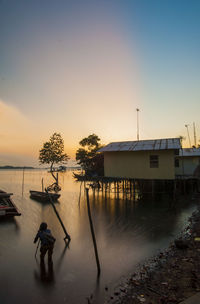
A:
[0, 190, 21, 218]
[30, 190, 60, 202]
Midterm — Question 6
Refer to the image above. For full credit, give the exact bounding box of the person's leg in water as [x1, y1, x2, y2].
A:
[40, 245, 48, 264]
[48, 245, 54, 264]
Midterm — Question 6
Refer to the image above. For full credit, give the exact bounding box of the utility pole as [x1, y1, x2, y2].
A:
[193, 122, 197, 147]
[185, 124, 191, 148]
[136, 108, 140, 141]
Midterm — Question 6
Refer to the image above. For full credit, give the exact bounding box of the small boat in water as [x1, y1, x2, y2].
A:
[30, 190, 60, 202]
[0, 190, 21, 218]
[73, 172, 88, 181]
[48, 165, 67, 173]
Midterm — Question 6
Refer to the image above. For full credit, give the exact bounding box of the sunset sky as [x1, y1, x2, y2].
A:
[0, 0, 200, 166]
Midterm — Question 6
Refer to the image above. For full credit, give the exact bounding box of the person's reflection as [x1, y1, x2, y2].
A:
[34, 260, 55, 284]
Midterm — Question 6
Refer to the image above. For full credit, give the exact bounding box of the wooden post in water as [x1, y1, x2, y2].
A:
[133, 179, 136, 201]
[105, 182, 107, 198]
[101, 181, 104, 194]
[78, 181, 83, 206]
[152, 180, 155, 199]
[116, 181, 118, 198]
[85, 188, 101, 276]
[130, 180, 132, 199]
[22, 167, 25, 196]
[173, 180, 176, 201]
[45, 189, 71, 241]
[56, 173, 59, 186]
[41, 178, 44, 192]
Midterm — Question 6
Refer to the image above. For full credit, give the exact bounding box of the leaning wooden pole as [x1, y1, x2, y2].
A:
[85, 188, 101, 276]
[45, 189, 71, 241]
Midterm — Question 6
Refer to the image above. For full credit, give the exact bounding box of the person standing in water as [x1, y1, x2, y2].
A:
[34, 222, 56, 264]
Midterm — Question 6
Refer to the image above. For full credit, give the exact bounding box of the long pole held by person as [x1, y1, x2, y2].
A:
[35, 239, 40, 258]
[85, 187, 101, 276]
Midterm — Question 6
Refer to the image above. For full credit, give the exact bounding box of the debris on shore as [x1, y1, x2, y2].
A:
[105, 205, 200, 304]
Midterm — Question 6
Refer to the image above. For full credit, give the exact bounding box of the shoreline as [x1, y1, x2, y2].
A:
[104, 195, 200, 304]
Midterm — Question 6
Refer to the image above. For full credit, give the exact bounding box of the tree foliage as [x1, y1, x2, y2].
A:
[76, 134, 104, 176]
[39, 133, 69, 172]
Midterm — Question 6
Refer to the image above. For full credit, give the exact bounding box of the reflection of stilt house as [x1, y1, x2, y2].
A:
[175, 148, 200, 178]
[98, 138, 181, 180]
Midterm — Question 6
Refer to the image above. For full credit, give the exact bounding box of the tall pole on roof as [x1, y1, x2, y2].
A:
[193, 122, 197, 147]
[185, 124, 191, 148]
[136, 108, 139, 141]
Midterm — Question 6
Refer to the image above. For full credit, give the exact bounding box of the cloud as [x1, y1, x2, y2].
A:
[0, 99, 75, 165]
[0, 99, 34, 154]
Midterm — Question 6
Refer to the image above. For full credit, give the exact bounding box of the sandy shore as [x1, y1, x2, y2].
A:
[104, 196, 200, 304]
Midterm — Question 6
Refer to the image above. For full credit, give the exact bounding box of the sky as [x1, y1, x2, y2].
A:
[0, 0, 200, 166]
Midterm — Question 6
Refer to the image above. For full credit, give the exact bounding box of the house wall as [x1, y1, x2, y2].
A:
[175, 157, 200, 176]
[104, 150, 175, 180]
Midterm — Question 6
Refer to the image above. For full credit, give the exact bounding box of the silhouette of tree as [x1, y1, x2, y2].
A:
[76, 134, 104, 176]
[39, 133, 69, 189]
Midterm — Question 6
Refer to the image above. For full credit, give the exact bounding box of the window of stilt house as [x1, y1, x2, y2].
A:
[150, 155, 159, 168]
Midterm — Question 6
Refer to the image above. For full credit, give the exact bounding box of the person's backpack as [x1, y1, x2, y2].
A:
[43, 231, 56, 245]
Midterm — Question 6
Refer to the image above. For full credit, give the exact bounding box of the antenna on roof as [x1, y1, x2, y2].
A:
[185, 124, 191, 148]
[193, 122, 197, 147]
[136, 108, 140, 141]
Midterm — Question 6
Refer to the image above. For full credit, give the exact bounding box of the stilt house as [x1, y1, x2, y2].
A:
[175, 148, 200, 177]
[98, 138, 181, 180]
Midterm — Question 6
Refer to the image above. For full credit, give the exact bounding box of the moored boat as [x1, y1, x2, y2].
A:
[0, 190, 21, 218]
[30, 190, 60, 202]
[73, 172, 88, 181]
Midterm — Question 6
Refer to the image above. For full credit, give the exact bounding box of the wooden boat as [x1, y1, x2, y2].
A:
[48, 166, 67, 173]
[73, 172, 88, 181]
[0, 190, 21, 218]
[73, 172, 100, 181]
[30, 190, 60, 202]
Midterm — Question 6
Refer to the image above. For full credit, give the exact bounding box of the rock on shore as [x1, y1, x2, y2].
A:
[104, 204, 200, 304]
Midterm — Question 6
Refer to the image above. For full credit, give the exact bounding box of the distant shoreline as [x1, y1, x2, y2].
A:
[0, 166, 81, 170]
[0, 166, 35, 169]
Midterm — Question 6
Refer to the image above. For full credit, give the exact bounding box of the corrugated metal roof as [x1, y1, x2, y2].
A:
[98, 138, 181, 152]
[178, 148, 200, 157]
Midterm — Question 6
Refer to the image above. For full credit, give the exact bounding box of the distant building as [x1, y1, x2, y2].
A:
[98, 138, 181, 180]
[175, 148, 200, 177]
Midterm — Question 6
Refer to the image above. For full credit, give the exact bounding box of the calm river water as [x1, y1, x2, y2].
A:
[0, 169, 197, 304]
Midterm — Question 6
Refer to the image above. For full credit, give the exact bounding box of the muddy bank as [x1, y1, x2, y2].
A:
[104, 200, 200, 304]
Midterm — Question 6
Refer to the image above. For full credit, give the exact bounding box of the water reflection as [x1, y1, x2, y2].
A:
[87, 193, 183, 242]
[0, 217, 20, 229]
[34, 259, 55, 285]
[56, 240, 70, 273]
[0, 169, 197, 304]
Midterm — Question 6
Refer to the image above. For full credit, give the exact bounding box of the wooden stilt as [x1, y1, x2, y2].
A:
[173, 180, 176, 201]
[152, 180, 155, 199]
